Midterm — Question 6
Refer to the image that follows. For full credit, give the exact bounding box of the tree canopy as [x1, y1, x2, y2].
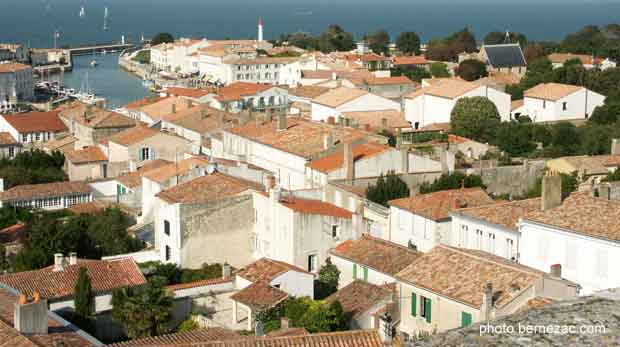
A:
[429, 62, 450, 78]
[450, 97, 501, 143]
[0, 150, 66, 188]
[391, 66, 431, 83]
[315, 259, 340, 299]
[419, 172, 485, 194]
[396, 31, 421, 55]
[318, 25, 355, 53]
[74, 267, 94, 318]
[457, 59, 488, 81]
[426, 28, 477, 62]
[483, 31, 527, 46]
[366, 171, 410, 207]
[151, 32, 174, 46]
[257, 297, 348, 334]
[367, 29, 390, 55]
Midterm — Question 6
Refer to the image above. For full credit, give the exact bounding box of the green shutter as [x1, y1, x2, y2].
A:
[425, 298, 432, 323]
[352, 264, 357, 279]
[363, 267, 368, 282]
[411, 293, 417, 316]
[116, 184, 121, 195]
[461, 312, 472, 327]
[138, 149, 144, 161]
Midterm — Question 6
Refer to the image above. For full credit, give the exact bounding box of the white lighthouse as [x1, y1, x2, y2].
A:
[258, 17, 264, 42]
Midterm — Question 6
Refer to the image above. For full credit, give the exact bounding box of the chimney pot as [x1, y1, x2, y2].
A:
[550, 264, 562, 278]
[14, 295, 48, 334]
[53, 253, 64, 272]
[281, 317, 290, 329]
[541, 171, 562, 211]
[277, 113, 287, 131]
[69, 252, 77, 265]
[222, 263, 232, 279]
[344, 142, 354, 181]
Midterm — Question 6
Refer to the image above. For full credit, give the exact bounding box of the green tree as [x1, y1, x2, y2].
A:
[457, 59, 488, 81]
[391, 66, 431, 82]
[523, 44, 546, 63]
[299, 300, 347, 333]
[396, 31, 421, 55]
[367, 29, 390, 55]
[451, 97, 501, 143]
[590, 96, 620, 125]
[151, 32, 174, 46]
[492, 122, 537, 156]
[429, 62, 450, 78]
[282, 32, 319, 51]
[366, 171, 410, 207]
[419, 172, 485, 194]
[74, 267, 94, 318]
[318, 25, 355, 53]
[315, 258, 340, 299]
[112, 277, 173, 339]
[0, 149, 66, 188]
[177, 318, 199, 332]
[523, 171, 578, 199]
[483, 31, 527, 46]
[603, 168, 620, 182]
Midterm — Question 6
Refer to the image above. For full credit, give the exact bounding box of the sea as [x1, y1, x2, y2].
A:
[2, 0, 619, 107]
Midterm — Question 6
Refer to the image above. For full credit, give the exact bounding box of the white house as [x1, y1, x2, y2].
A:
[311, 87, 401, 123]
[329, 234, 421, 289]
[150, 38, 208, 74]
[0, 181, 92, 211]
[0, 62, 34, 113]
[210, 82, 289, 114]
[325, 280, 395, 330]
[449, 198, 541, 261]
[518, 173, 620, 294]
[387, 187, 495, 252]
[403, 78, 511, 129]
[519, 83, 605, 122]
[396, 246, 578, 339]
[252, 187, 361, 273]
[548, 53, 617, 71]
[0, 111, 67, 145]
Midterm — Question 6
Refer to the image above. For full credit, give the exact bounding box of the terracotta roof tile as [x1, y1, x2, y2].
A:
[288, 86, 330, 99]
[0, 181, 91, 201]
[59, 102, 136, 129]
[137, 96, 194, 122]
[156, 172, 261, 204]
[227, 118, 372, 158]
[164, 105, 234, 134]
[165, 87, 214, 99]
[230, 281, 289, 311]
[548, 53, 603, 66]
[340, 110, 410, 132]
[306, 143, 391, 173]
[236, 258, 311, 283]
[363, 76, 414, 86]
[452, 198, 541, 232]
[524, 192, 620, 242]
[392, 56, 428, 65]
[389, 187, 495, 221]
[116, 159, 172, 188]
[166, 278, 233, 293]
[405, 79, 480, 100]
[108, 125, 161, 146]
[278, 196, 353, 219]
[142, 157, 210, 183]
[300, 70, 333, 80]
[2, 111, 67, 134]
[0, 62, 31, 73]
[547, 155, 620, 176]
[312, 87, 368, 108]
[0, 258, 146, 300]
[331, 235, 421, 275]
[396, 246, 544, 309]
[511, 99, 524, 111]
[524, 83, 583, 101]
[266, 328, 309, 337]
[0, 132, 17, 146]
[64, 146, 108, 164]
[0, 223, 26, 244]
[43, 135, 76, 152]
[106, 327, 241, 347]
[215, 82, 274, 102]
[326, 280, 393, 318]
[125, 96, 168, 110]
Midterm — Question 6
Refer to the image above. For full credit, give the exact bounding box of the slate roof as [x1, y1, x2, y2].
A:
[2, 111, 67, 134]
[326, 281, 394, 318]
[0, 258, 146, 300]
[396, 246, 544, 309]
[230, 281, 289, 311]
[236, 258, 311, 283]
[331, 235, 422, 276]
[523, 192, 620, 242]
[482, 43, 527, 68]
[388, 188, 495, 222]
[106, 327, 240, 347]
[306, 143, 391, 173]
[0, 181, 91, 201]
[452, 198, 542, 232]
[156, 173, 262, 204]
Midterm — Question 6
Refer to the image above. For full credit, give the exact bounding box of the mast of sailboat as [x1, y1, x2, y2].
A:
[103, 7, 109, 31]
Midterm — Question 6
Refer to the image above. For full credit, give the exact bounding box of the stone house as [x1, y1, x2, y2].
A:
[64, 146, 109, 181]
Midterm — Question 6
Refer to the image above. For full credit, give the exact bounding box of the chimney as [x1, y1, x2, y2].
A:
[14, 292, 48, 334]
[186, 99, 193, 109]
[400, 148, 409, 174]
[380, 118, 388, 132]
[53, 253, 64, 272]
[541, 171, 562, 211]
[266, 175, 276, 192]
[222, 263, 232, 279]
[280, 317, 290, 329]
[323, 133, 333, 151]
[171, 103, 177, 114]
[327, 116, 335, 125]
[599, 183, 611, 200]
[69, 252, 77, 265]
[201, 109, 210, 119]
[344, 142, 354, 181]
[378, 313, 393, 346]
[277, 113, 287, 131]
[612, 138, 620, 155]
[0, 178, 4, 192]
[550, 264, 562, 279]
[480, 283, 493, 322]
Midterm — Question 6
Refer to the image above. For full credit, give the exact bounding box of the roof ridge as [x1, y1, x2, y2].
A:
[438, 245, 543, 276]
[361, 234, 420, 254]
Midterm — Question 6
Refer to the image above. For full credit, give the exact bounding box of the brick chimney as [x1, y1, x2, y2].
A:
[344, 142, 354, 181]
[480, 283, 493, 322]
[277, 113, 287, 131]
[14, 292, 48, 334]
[541, 171, 562, 211]
[612, 138, 620, 155]
[550, 264, 562, 279]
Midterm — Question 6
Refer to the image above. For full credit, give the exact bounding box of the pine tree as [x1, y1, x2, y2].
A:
[74, 267, 93, 318]
[366, 171, 410, 206]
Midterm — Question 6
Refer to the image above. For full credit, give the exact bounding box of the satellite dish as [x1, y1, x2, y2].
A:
[206, 164, 216, 175]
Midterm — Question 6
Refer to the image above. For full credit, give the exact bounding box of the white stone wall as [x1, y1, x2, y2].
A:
[449, 213, 520, 260]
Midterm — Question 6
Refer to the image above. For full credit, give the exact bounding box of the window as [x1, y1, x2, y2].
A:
[543, 100, 546, 109]
[506, 238, 514, 260]
[461, 312, 472, 327]
[307, 254, 318, 272]
[475, 230, 483, 249]
[139, 147, 152, 161]
[165, 245, 171, 261]
[488, 233, 496, 254]
[164, 220, 170, 236]
[459, 225, 468, 247]
[562, 102, 567, 111]
[8, 146, 14, 158]
[420, 296, 432, 323]
[331, 225, 339, 239]
[35, 133, 40, 141]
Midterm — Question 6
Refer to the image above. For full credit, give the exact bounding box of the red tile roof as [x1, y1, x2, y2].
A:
[142, 156, 210, 183]
[58, 102, 136, 129]
[312, 87, 368, 108]
[2, 111, 67, 134]
[64, 146, 108, 164]
[392, 56, 428, 65]
[278, 196, 353, 219]
[0, 132, 17, 146]
[0, 258, 146, 300]
[0, 181, 91, 202]
[0, 223, 26, 244]
[388, 187, 495, 221]
[156, 173, 262, 204]
[363, 76, 414, 86]
[453, 198, 542, 232]
[106, 328, 240, 347]
[340, 110, 410, 132]
[125, 96, 168, 110]
[230, 281, 289, 311]
[115, 159, 172, 188]
[306, 143, 391, 173]
[331, 235, 421, 275]
[215, 82, 274, 102]
[108, 125, 161, 146]
[166, 278, 233, 293]
[326, 281, 393, 318]
[165, 87, 213, 99]
[236, 258, 311, 283]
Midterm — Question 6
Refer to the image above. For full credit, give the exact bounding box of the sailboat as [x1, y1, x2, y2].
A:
[79, 6, 85, 18]
[103, 7, 109, 31]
